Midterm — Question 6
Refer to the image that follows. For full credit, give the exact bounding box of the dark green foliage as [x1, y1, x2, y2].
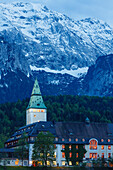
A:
[62, 144, 86, 165]
[32, 131, 55, 166]
[15, 132, 29, 166]
[0, 95, 113, 147]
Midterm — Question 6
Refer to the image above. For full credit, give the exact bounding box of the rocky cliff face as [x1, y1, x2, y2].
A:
[0, 2, 113, 102]
[82, 54, 113, 96]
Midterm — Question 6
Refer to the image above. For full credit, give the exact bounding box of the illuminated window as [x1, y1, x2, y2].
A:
[76, 145, 78, 149]
[41, 110, 44, 112]
[34, 115, 36, 117]
[37, 109, 40, 112]
[33, 109, 36, 112]
[62, 152, 65, 158]
[101, 145, 104, 150]
[62, 145, 65, 149]
[101, 139, 104, 142]
[102, 153, 104, 158]
[89, 139, 97, 150]
[54, 152, 56, 158]
[69, 161, 72, 166]
[62, 161, 65, 166]
[69, 145, 71, 149]
[69, 152, 72, 158]
[75, 138, 78, 142]
[53, 161, 56, 166]
[108, 145, 111, 150]
[108, 139, 110, 142]
[90, 153, 97, 159]
[108, 153, 111, 158]
[76, 153, 78, 158]
[62, 138, 64, 141]
[69, 138, 71, 142]
[82, 138, 85, 142]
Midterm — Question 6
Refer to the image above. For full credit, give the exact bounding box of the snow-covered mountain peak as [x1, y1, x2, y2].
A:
[0, 2, 113, 73]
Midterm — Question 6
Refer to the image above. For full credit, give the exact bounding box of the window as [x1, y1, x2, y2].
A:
[76, 153, 78, 158]
[69, 152, 72, 158]
[89, 139, 97, 150]
[82, 138, 85, 142]
[69, 145, 71, 149]
[62, 145, 65, 149]
[55, 137, 58, 141]
[108, 139, 110, 142]
[62, 138, 64, 142]
[90, 153, 97, 159]
[102, 153, 104, 158]
[62, 161, 65, 166]
[62, 152, 65, 158]
[34, 115, 36, 117]
[69, 138, 71, 142]
[108, 145, 111, 150]
[41, 110, 44, 112]
[76, 145, 78, 149]
[101, 139, 104, 142]
[75, 138, 78, 142]
[101, 145, 104, 150]
[108, 153, 111, 158]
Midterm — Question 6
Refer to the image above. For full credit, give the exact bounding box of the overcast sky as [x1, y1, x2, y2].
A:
[0, 0, 113, 27]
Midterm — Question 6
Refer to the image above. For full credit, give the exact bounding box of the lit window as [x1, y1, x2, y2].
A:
[101, 145, 104, 150]
[82, 138, 85, 142]
[76, 153, 78, 158]
[33, 109, 36, 112]
[53, 161, 56, 166]
[62, 138, 64, 141]
[90, 153, 97, 159]
[37, 109, 40, 112]
[69, 161, 72, 166]
[89, 139, 97, 150]
[69, 145, 71, 149]
[34, 115, 36, 117]
[62, 152, 65, 158]
[108, 139, 110, 142]
[76, 145, 78, 149]
[101, 139, 104, 142]
[62, 161, 65, 166]
[62, 145, 65, 149]
[69, 152, 72, 158]
[108, 145, 111, 150]
[108, 153, 111, 158]
[102, 153, 104, 158]
[69, 138, 71, 142]
[41, 110, 44, 112]
[75, 138, 78, 142]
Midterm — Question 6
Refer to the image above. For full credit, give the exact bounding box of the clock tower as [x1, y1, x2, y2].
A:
[26, 79, 47, 125]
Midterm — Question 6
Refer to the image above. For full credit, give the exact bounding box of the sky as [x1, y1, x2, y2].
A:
[0, 0, 113, 27]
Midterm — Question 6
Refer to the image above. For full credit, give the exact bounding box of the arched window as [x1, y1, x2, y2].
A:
[89, 139, 97, 150]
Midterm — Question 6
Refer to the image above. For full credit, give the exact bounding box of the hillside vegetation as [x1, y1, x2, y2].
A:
[0, 95, 113, 147]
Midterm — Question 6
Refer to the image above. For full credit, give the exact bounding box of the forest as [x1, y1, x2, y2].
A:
[0, 95, 113, 147]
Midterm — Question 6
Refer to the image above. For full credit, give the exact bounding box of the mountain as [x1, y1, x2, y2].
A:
[82, 54, 113, 97]
[0, 2, 113, 102]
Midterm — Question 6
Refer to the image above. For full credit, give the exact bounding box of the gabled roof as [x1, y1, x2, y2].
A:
[27, 79, 46, 109]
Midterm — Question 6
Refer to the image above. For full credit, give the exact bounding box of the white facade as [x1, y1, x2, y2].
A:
[26, 108, 47, 125]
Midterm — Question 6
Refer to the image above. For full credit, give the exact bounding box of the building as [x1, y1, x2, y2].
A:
[2, 79, 113, 166]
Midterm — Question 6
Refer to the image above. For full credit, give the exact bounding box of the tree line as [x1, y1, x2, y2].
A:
[0, 95, 113, 147]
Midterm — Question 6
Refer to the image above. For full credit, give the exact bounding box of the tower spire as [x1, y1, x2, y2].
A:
[26, 79, 47, 125]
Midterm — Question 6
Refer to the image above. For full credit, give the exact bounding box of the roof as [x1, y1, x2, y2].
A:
[0, 148, 15, 153]
[5, 121, 113, 145]
[27, 79, 46, 109]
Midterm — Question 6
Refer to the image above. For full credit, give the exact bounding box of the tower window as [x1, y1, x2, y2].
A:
[34, 115, 36, 117]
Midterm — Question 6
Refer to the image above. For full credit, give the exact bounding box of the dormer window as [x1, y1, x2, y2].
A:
[62, 138, 64, 142]
[75, 138, 78, 142]
[108, 139, 110, 142]
[82, 138, 85, 142]
[69, 138, 71, 142]
[101, 139, 104, 142]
